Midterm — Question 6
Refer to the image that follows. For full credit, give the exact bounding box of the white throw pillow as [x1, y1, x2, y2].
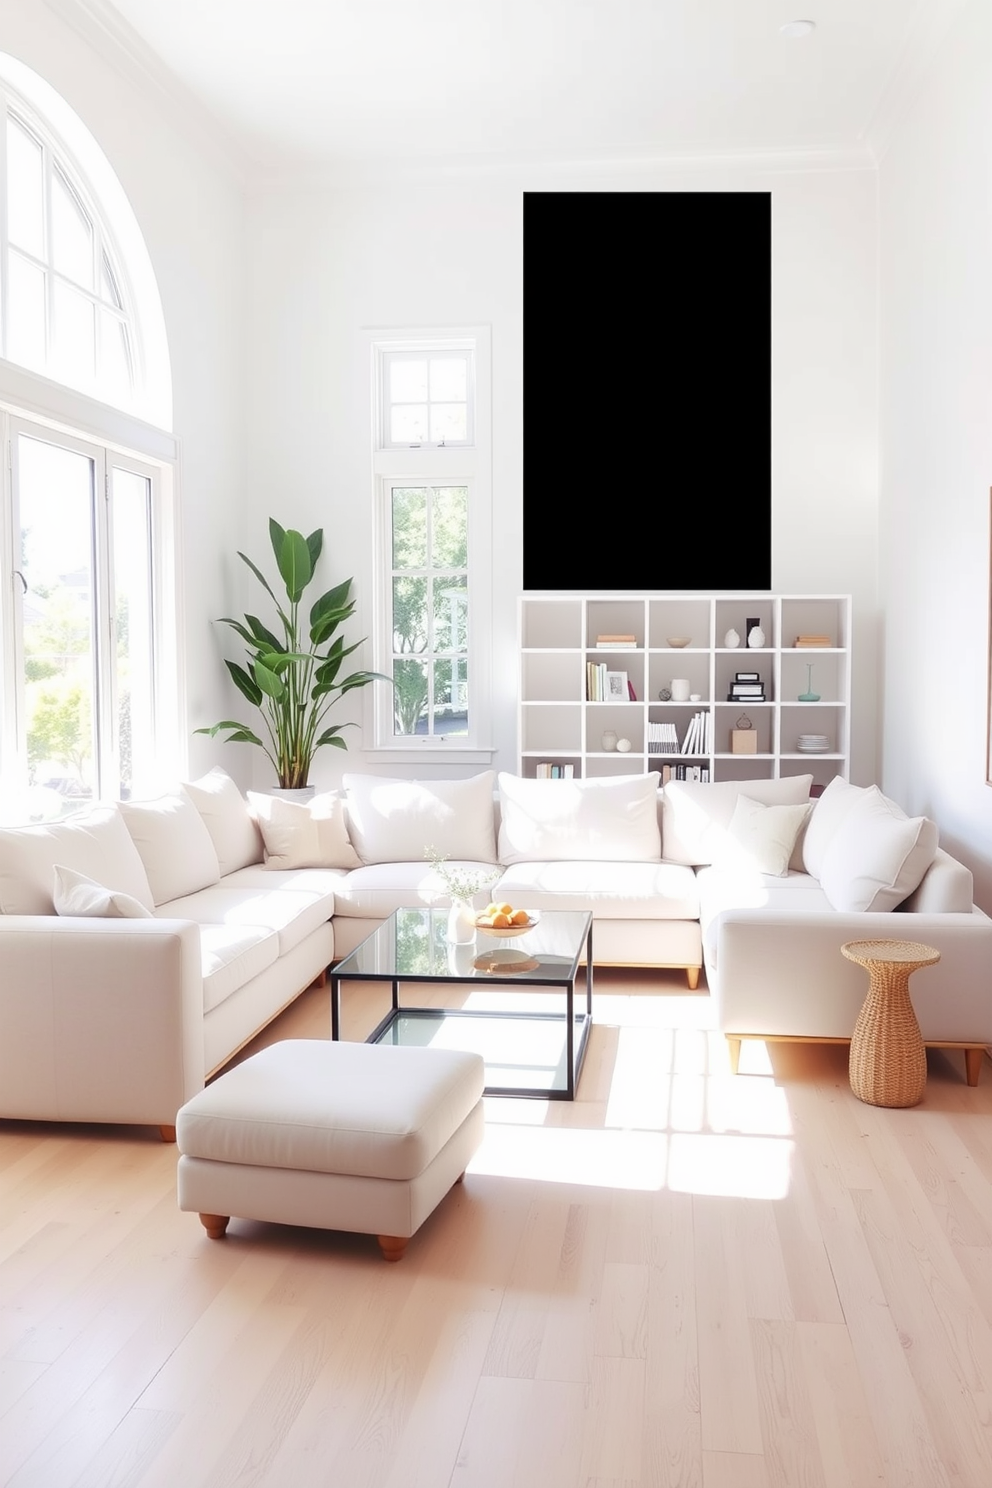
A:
[661, 776, 813, 866]
[248, 790, 362, 870]
[182, 767, 263, 875]
[802, 776, 868, 880]
[52, 864, 154, 919]
[119, 788, 221, 906]
[343, 772, 497, 865]
[0, 804, 154, 915]
[713, 795, 812, 878]
[819, 786, 939, 912]
[497, 772, 661, 864]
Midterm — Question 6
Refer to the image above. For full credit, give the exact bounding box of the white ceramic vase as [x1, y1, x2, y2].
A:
[724, 628, 740, 648]
[446, 899, 477, 945]
[747, 625, 766, 648]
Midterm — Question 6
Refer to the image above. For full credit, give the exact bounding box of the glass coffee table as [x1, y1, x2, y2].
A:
[330, 907, 593, 1099]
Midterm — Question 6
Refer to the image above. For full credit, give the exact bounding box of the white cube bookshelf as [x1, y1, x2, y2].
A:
[517, 593, 852, 790]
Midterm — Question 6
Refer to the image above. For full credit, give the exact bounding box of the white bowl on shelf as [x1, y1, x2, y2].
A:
[667, 637, 691, 648]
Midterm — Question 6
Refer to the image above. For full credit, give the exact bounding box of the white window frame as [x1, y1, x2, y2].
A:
[366, 326, 493, 762]
[0, 376, 183, 817]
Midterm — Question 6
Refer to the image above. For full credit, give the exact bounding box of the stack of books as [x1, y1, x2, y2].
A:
[659, 763, 710, 784]
[647, 720, 679, 754]
[595, 634, 637, 648]
[680, 711, 711, 755]
[795, 635, 832, 647]
[727, 670, 765, 702]
[535, 762, 575, 779]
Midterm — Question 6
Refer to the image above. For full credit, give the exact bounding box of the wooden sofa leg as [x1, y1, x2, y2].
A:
[686, 966, 700, 990]
[378, 1235, 408, 1262]
[199, 1213, 230, 1239]
[964, 1048, 985, 1086]
[726, 1037, 742, 1075]
[159, 1124, 176, 1143]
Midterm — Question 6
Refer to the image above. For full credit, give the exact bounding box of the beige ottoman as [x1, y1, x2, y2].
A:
[176, 1039, 485, 1260]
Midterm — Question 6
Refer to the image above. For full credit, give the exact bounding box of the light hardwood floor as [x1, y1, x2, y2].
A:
[3, 968, 992, 1488]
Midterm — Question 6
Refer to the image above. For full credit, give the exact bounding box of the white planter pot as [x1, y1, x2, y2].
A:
[446, 901, 478, 945]
[269, 785, 316, 802]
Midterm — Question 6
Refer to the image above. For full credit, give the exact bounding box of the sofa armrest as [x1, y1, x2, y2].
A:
[708, 908, 992, 1044]
[0, 916, 205, 1127]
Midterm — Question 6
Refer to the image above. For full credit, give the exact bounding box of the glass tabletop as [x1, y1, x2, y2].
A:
[333, 906, 592, 985]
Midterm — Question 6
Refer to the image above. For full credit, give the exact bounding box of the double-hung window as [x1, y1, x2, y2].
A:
[369, 328, 492, 759]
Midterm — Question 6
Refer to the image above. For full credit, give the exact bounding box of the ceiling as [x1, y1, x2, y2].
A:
[67, 0, 953, 176]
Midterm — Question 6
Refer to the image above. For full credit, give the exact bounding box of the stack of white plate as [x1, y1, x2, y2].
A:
[797, 734, 829, 753]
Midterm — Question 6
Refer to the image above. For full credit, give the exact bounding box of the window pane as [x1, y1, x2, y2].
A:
[390, 404, 428, 444]
[433, 657, 468, 736]
[391, 487, 428, 569]
[392, 657, 429, 736]
[112, 469, 153, 799]
[19, 435, 98, 807]
[392, 574, 428, 655]
[52, 279, 95, 389]
[429, 356, 466, 402]
[431, 486, 468, 567]
[433, 579, 467, 652]
[52, 166, 93, 289]
[390, 358, 427, 402]
[7, 117, 44, 258]
[7, 252, 47, 372]
[430, 404, 467, 443]
[100, 310, 133, 407]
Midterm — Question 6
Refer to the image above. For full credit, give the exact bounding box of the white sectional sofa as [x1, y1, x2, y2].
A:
[0, 766, 989, 1138]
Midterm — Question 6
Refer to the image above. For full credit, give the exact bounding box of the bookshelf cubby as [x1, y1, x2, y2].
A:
[518, 593, 851, 789]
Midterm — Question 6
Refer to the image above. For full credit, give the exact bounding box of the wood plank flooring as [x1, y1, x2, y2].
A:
[3, 968, 992, 1487]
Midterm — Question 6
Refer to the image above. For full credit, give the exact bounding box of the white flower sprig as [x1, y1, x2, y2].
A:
[424, 845, 499, 904]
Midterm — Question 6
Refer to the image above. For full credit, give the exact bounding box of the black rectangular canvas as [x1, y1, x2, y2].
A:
[523, 191, 772, 592]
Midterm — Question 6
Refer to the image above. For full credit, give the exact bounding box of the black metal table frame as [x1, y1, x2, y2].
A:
[329, 912, 593, 1100]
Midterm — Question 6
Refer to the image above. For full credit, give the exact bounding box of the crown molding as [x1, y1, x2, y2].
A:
[248, 141, 877, 194]
[42, 0, 252, 182]
[864, 0, 971, 164]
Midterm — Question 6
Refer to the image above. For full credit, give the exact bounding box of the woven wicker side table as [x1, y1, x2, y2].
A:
[842, 939, 941, 1107]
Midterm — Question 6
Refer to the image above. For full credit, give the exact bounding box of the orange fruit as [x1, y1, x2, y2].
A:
[497, 902, 513, 916]
[509, 909, 529, 926]
[492, 911, 511, 928]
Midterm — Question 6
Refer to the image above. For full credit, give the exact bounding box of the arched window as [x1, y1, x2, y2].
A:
[0, 56, 179, 825]
[0, 53, 170, 425]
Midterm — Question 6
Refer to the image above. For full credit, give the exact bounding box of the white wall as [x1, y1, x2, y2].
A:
[877, 0, 992, 910]
[0, 0, 247, 783]
[246, 162, 881, 790]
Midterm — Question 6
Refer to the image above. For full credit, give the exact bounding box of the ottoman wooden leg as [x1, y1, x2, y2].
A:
[199, 1213, 230, 1239]
[159, 1125, 176, 1143]
[378, 1235, 408, 1262]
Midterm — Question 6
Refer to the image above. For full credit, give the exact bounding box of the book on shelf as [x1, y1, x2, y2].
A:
[627, 678, 638, 701]
[661, 763, 710, 783]
[535, 762, 575, 779]
[730, 685, 765, 698]
[734, 671, 760, 683]
[795, 636, 832, 647]
[596, 640, 637, 649]
[728, 692, 765, 702]
[596, 633, 635, 642]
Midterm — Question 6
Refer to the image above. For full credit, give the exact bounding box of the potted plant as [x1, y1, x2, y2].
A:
[196, 519, 389, 791]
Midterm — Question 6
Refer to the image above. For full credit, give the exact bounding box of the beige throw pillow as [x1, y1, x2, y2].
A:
[248, 791, 362, 870]
[52, 864, 154, 918]
[118, 788, 221, 906]
[497, 772, 661, 864]
[343, 772, 497, 864]
[714, 795, 813, 877]
[819, 786, 939, 912]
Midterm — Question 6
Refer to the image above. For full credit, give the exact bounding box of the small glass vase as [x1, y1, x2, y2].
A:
[446, 899, 477, 944]
[798, 663, 821, 702]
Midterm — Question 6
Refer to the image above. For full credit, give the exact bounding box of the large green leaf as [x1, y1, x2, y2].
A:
[306, 528, 323, 571]
[226, 660, 263, 706]
[243, 614, 284, 651]
[194, 720, 265, 749]
[275, 528, 313, 603]
[252, 658, 285, 699]
[238, 550, 278, 605]
[268, 518, 287, 560]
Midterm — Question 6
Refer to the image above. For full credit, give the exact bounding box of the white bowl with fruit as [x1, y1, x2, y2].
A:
[474, 901, 539, 937]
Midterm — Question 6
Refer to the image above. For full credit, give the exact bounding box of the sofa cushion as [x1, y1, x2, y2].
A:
[197, 923, 281, 1013]
[497, 773, 661, 865]
[119, 788, 221, 906]
[248, 790, 361, 870]
[713, 796, 813, 878]
[493, 860, 699, 920]
[343, 772, 497, 865]
[0, 804, 154, 915]
[159, 871, 338, 956]
[661, 775, 814, 867]
[696, 864, 833, 969]
[52, 864, 154, 919]
[183, 767, 263, 874]
[819, 786, 939, 912]
[329, 860, 496, 918]
[801, 776, 868, 880]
